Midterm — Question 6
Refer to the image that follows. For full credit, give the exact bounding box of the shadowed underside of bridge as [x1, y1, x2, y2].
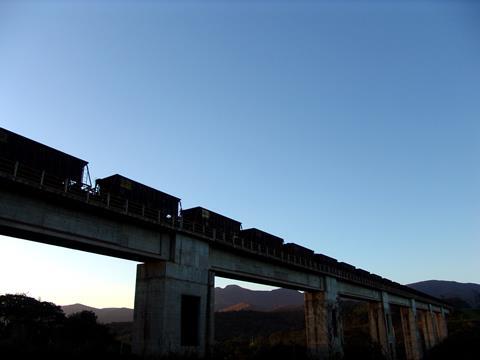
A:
[0, 173, 449, 359]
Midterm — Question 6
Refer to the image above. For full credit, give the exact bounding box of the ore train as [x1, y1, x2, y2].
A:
[0, 126, 369, 277]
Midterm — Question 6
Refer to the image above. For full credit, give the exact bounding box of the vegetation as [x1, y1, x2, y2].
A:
[215, 310, 305, 342]
[1, 293, 479, 359]
[0, 294, 125, 358]
[424, 308, 480, 360]
[214, 305, 387, 360]
[209, 309, 307, 360]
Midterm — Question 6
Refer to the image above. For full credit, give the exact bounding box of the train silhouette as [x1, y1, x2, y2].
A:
[1, 126, 409, 291]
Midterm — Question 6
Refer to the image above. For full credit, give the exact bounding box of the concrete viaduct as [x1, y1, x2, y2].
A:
[0, 161, 449, 359]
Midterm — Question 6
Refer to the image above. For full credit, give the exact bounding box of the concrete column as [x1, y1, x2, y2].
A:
[132, 234, 212, 358]
[368, 302, 379, 343]
[434, 313, 443, 341]
[420, 306, 436, 349]
[411, 300, 423, 359]
[382, 292, 396, 359]
[205, 271, 215, 356]
[417, 309, 431, 350]
[427, 304, 439, 347]
[304, 276, 343, 359]
[437, 308, 448, 341]
[368, 301, 389, 356]
[399, 301, 422, 360]
[433, 308, 448, 342]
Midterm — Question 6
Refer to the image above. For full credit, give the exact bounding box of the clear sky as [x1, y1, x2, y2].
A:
[0, 1, 479, 308]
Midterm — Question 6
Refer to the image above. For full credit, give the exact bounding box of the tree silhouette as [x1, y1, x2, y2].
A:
[63, 310, 115, 354]
[0, 294, 118, 356]
[0, 294, 65, 353]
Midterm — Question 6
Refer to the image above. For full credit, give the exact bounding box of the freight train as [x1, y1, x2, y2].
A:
[0, 126, 367, 277]
[0, 127, 88, 185]
[96, 174, 180, 220]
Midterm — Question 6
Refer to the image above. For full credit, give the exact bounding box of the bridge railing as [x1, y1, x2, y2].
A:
[0, 157, 15, 174]
[0, 157, 360, 275]
[0, 158, 342, 273]
[0, 157, 177, 225]
[0, 157, 377, 286]
[0, 157, 448, 305]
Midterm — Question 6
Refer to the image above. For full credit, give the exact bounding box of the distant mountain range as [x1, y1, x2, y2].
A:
[214, 285, 304, 312]
[62, 304, 133, 324]
[62, 280, 480, 323]
[407, 280, 480, 309]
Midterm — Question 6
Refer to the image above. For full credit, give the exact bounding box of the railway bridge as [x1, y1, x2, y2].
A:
[0, 158, 449, 360]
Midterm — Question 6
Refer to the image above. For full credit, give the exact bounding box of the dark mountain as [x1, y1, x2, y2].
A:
[214, 285, 304, 312]
[62, 303, 133, 323]
[62, 303, 97, 314]
[62, 280, 479, 323]
[61, 285, 304, 323]
[407, 280, 480, 309]
[217, 302, 254, 312]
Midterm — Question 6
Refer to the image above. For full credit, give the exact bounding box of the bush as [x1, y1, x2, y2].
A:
[0, 294, 120, 357]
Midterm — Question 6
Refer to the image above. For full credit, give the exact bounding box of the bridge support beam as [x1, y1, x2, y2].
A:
[381, 292, 396, 359]
[132, 239, 213, 358]
[417, 309, 432, 351]
[427, 305, 439, 347]
[417, 308, 427, 352]
[368, 301, 389, 356]
[304, 277, 343, 359]
[399, 301, 422, 360]
[416, 306, 448, 353]
[436, 309, 448, 341]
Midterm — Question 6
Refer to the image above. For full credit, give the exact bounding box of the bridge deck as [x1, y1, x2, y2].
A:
[0, 159, 448, 309]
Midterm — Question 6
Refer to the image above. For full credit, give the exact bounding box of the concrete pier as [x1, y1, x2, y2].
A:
[368, 301, 389, 355]
[437, 310, 448, 341]
[399, 305, 422, 360]
[132, 234, 213, 357]
[382, 292, 396, 359]
[427, 305, 439, 347]
[305, 277, 343, 359]
[417, 309, 432, 351]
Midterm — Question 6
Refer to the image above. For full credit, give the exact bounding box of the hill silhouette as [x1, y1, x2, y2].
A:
[62, 304, 134, 323]
[62, 285, 305, 323]
[214, 285, 304, 312]
[61, 280, 480, 324]
[407, 280, 480, 308]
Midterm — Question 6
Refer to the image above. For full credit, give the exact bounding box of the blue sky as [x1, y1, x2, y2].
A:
[0, 1, 479, 308]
